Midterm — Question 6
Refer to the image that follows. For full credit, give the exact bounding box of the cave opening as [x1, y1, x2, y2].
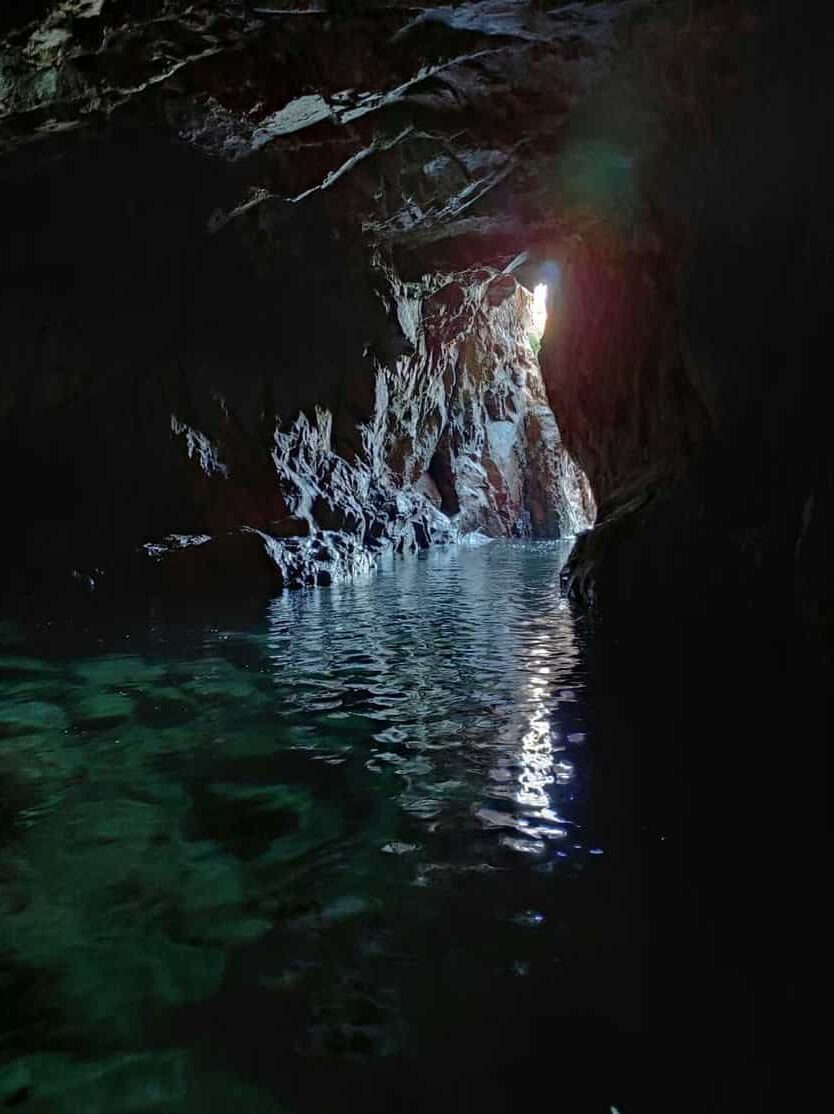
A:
[531, 282, 549, 339]
[0, 3, 828, 1113]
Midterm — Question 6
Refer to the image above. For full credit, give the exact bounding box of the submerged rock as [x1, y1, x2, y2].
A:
[0, 1050, 285, 1112]
[72, 693, 135, 728]
[0, 700, 68, 737]
[72, 657, 168, 688]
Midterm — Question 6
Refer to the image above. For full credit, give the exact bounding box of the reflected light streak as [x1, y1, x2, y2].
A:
[516, 662, 573, 823]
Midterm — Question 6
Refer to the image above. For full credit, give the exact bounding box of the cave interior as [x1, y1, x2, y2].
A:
[0, 2, 831, 1112]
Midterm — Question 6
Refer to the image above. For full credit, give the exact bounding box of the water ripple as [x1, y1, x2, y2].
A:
[262, 539, 588, 866]
[0, 540, 603, 1111]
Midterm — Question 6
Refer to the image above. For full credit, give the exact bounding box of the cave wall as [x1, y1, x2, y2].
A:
[533, 3, 833, 646]
[1, 0, 654, 598]
[527, 13, 832, 1105]
[1, 5, 830, 1105]
[380, 267, 591, 540]
[1, 0, 828, 626]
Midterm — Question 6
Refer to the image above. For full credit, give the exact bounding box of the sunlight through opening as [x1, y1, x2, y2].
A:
[531, 282, 549, 338]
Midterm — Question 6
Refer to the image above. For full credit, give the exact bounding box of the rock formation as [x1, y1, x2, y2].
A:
[1, 3, 831, 1110]
[0, 144, 588, 597]
[0, 0, 616, 598]
[1, 0, 829, 629]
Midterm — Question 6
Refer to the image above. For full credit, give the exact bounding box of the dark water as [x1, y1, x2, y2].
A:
[0, 542, 633, 1113]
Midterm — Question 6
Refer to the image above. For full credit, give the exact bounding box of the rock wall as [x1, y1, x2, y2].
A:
[3, 0, 825, 620]
[140, 259, 594, 593]
[535, 4, 833, 646]
[0, 0, 642, 599]
[0, 126, 583, 598]
[379, 266, 592, 539]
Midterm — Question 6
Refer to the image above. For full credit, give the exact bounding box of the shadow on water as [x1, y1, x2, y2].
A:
[1, 540, 647, 1112]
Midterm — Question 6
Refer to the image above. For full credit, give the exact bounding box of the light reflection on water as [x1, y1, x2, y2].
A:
[263, 540, 587, 864]
[0, 541, 608, 1113]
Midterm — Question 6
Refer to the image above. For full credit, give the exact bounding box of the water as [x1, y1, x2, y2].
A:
[0, 542, 629, 1113]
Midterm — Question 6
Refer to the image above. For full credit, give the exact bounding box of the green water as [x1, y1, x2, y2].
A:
[0, 542, 623, 1113]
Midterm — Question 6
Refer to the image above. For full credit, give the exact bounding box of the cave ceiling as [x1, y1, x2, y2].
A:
[0, 1, 752, 276]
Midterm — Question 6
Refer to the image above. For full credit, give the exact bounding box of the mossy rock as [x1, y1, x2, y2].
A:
[193, 783, 310, 861]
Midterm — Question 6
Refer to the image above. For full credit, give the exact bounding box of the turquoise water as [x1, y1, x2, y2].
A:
[0, 542, 623, 1113]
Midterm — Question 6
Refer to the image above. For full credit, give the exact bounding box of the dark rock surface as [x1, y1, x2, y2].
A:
[542, 6, 833, 643]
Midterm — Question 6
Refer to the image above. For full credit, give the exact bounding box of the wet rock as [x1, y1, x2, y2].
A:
[414, 471, 442, 508]
[0, 720, 284, 1046]
[141, 531, 284, 595]
[381, 269, 592, 538]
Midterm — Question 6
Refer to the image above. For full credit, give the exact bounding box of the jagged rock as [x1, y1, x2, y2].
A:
[375, 268, 587, 537]
[134, 260, 588, 595]
[0, 1, 602, 598]
[140, 528, 378, 593]
[414, 471, 442, 509]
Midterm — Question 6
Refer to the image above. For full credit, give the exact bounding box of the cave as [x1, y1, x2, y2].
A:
[0, 3, 830, 1112]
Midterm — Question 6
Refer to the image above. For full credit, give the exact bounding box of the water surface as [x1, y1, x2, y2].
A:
[0, 542, 630, 1112]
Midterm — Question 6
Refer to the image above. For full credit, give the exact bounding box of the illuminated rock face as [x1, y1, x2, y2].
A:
[136, 260, 594, 593]
[0, 132, 584, 596]
[0, 0, 699, 596]
[378, 268, 592, 541]
[1, 2, 621, 596]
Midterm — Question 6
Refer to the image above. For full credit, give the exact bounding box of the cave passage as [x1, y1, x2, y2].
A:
[0, 1, 829, 1111]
